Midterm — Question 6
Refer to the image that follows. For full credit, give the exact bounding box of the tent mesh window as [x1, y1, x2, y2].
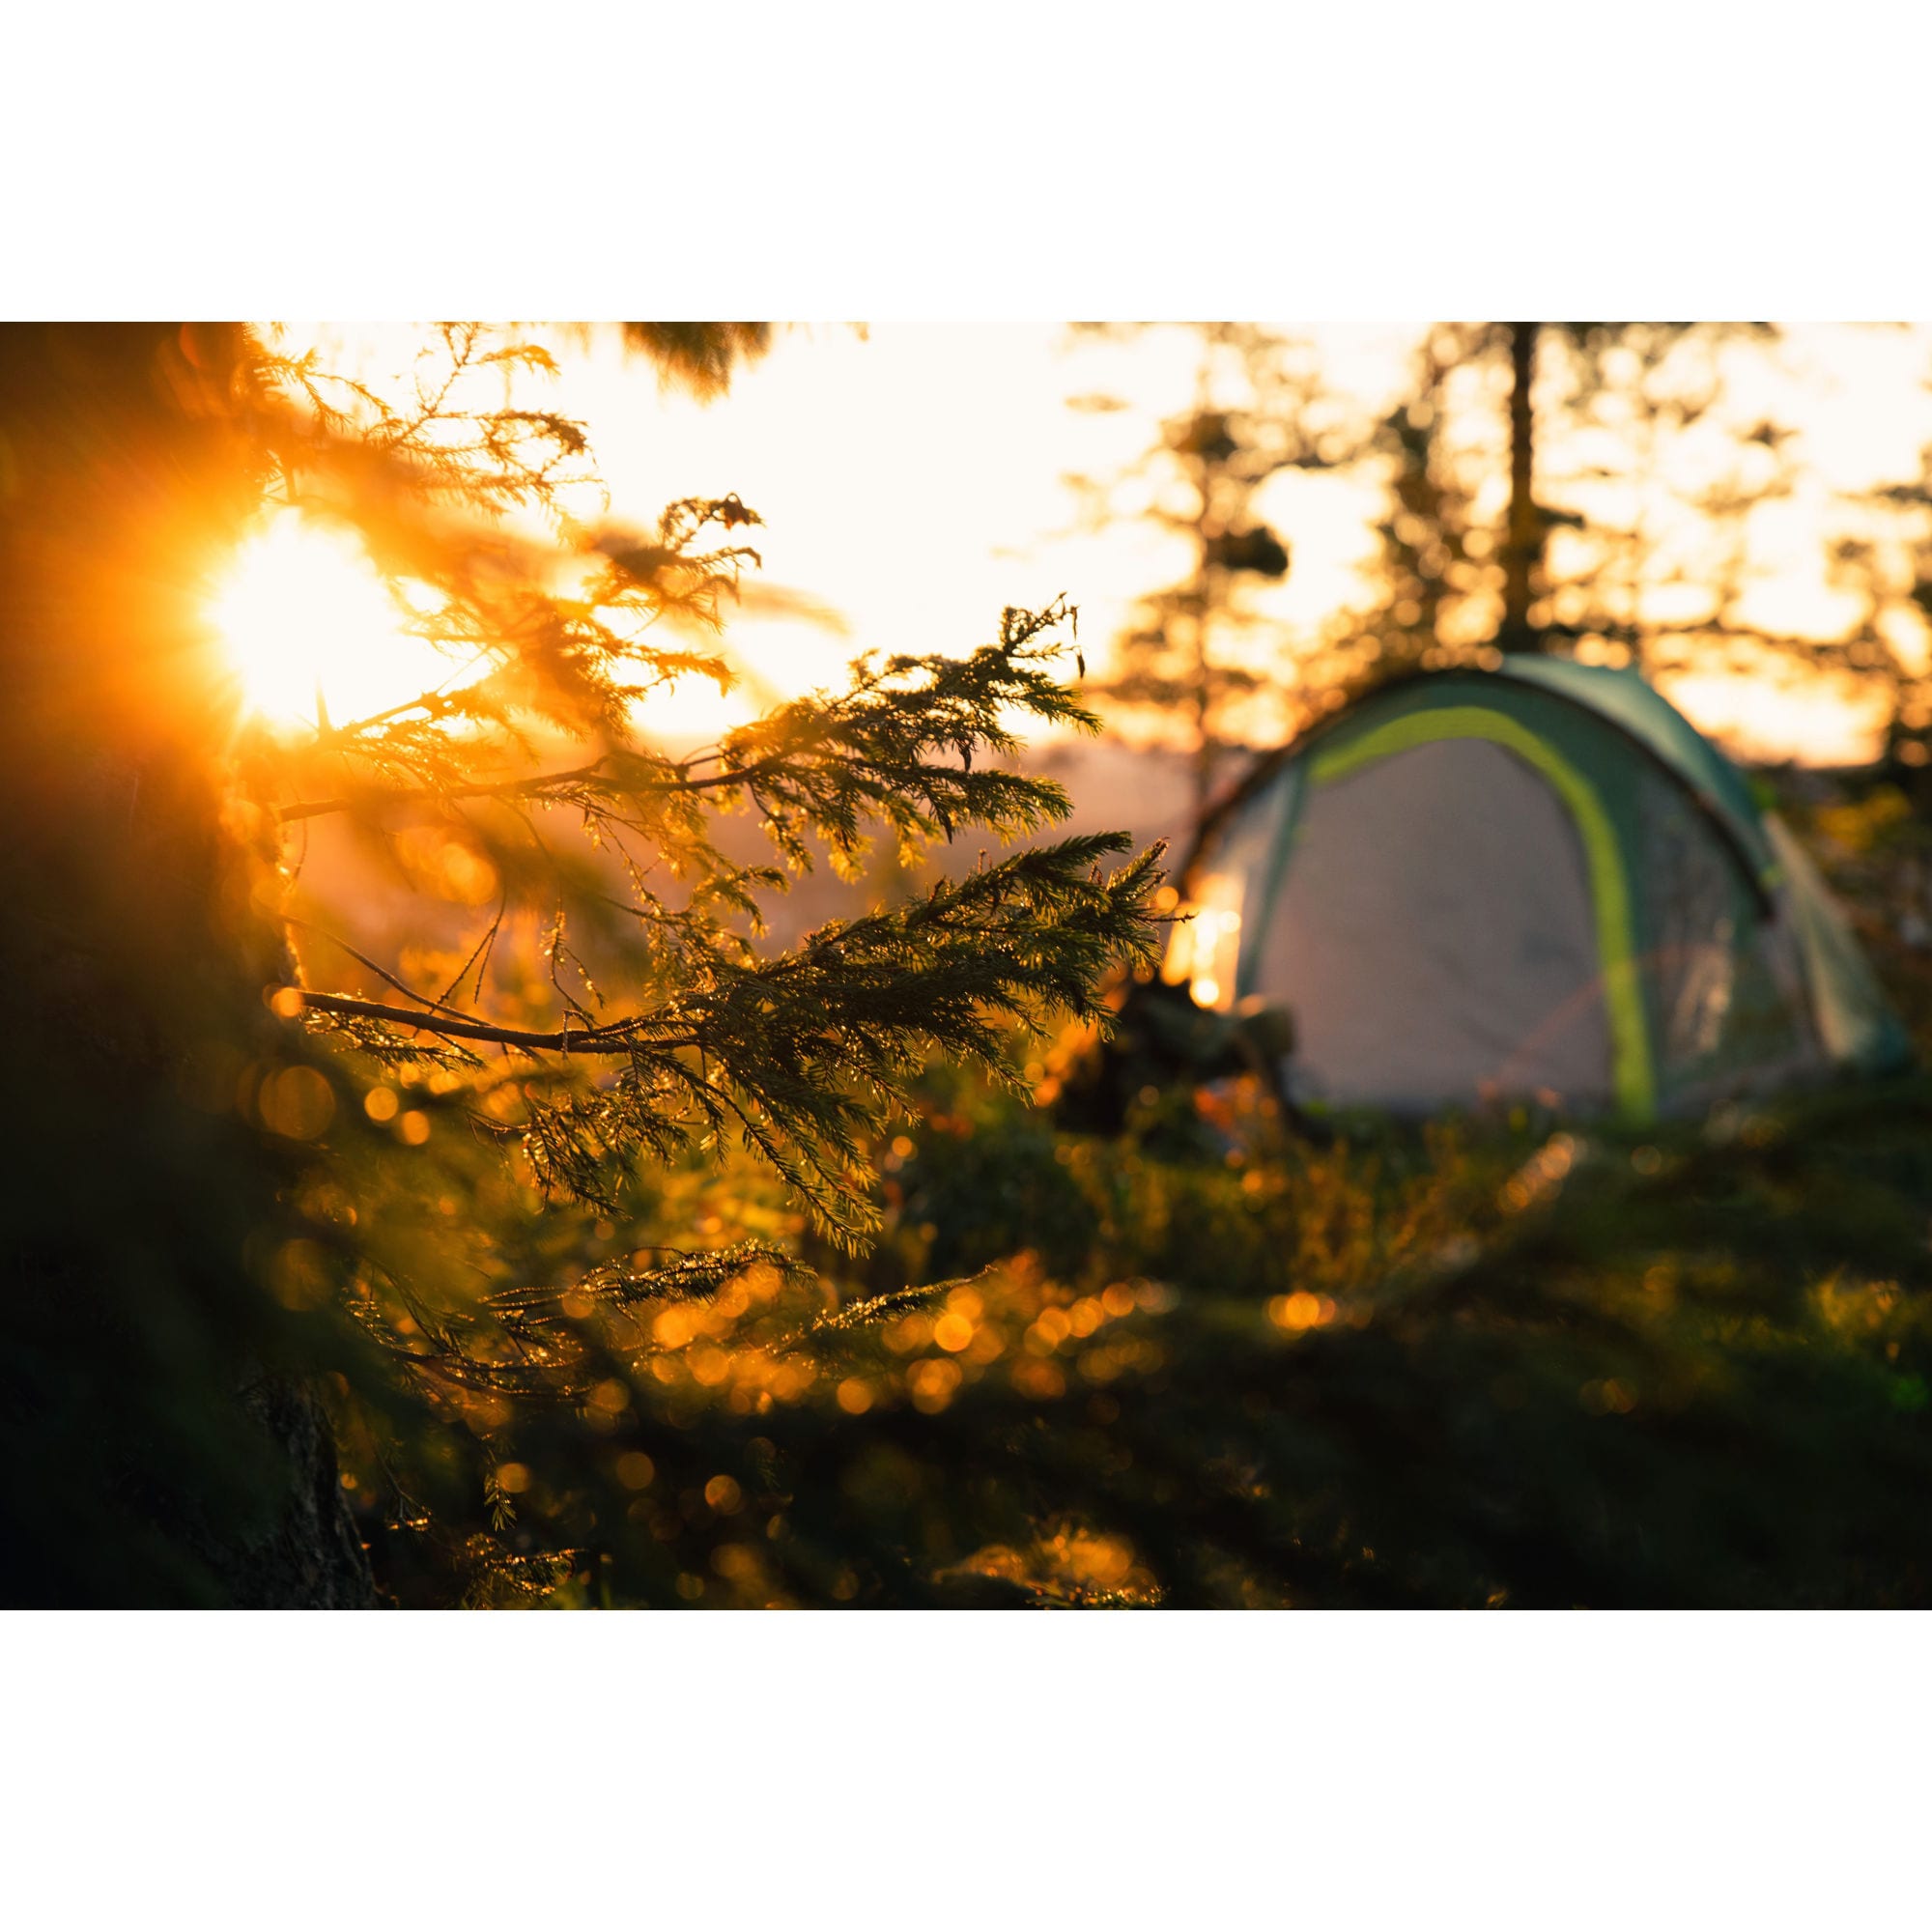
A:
[1633, 768, 1819, 1107]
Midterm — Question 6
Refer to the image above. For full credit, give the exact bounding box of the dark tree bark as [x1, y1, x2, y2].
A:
[0, 324, 374, 1607]
[1499, 321, 1544, 652]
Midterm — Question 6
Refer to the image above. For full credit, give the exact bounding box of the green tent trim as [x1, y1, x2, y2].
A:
[1309, 705, 1656, 1119]
[1492, 656, 1780, 891]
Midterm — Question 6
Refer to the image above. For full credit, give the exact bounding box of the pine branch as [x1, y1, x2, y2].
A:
[292, 990, 695, 1054]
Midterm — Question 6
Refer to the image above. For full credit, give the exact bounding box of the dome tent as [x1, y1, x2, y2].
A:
[1171, 658, 1911, 1122]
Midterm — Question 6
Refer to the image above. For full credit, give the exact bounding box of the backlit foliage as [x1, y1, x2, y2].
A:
[186, 323, 1177, 1599]
[236, 326, 1163, 1257]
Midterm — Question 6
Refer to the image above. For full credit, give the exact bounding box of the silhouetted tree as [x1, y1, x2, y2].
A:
[1320, 322, 1794, 690]
[1812, 379, 1932, 781]
[1065, 324, 1351, 811]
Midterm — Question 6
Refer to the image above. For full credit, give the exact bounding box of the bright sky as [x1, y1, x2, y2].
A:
[545, 321, 1932, 762]
[230, 322, 1932, 765]
[539, 322, 1408, 743]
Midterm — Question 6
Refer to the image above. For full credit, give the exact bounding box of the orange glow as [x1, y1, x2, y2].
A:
[208, 509, 457, 730]
[257, 1066, 335, 1141]
[1268, 1291, 1334, 1332]
[1659, 668, 1894, 765]
[932, 1311, 975, 1352]
[1164, 896, 1243, 1010]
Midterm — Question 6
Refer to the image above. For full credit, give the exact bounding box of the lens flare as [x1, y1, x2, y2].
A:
[208, 511, 454, 729]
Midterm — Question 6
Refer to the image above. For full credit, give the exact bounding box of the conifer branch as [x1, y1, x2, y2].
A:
[294, 991, 691, 1054]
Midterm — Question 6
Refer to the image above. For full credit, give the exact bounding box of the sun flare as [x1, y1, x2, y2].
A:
[209, 511, 457, 730]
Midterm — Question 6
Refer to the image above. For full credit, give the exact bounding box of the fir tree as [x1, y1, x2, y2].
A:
[0, 322, 1162, 1605]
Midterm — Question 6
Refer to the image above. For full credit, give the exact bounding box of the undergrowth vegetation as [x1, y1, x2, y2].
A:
[343, 959, 1932, 1607]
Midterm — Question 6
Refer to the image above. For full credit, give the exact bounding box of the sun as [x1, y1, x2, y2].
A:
[209, 510, 458, 730]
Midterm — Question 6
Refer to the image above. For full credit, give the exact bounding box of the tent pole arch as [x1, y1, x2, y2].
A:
[1302, 706, 1658, 1121]
[1185, 663, 1781, 919]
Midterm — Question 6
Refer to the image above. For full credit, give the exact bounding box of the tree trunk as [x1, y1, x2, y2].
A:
[0, 324, 374, 1607]
[1499, 321, 1543, 653]
[1190, 584, 1216, 818]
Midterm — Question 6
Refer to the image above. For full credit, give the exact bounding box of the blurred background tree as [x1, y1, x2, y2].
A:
[1815, 358, 1932, 781]
[1061, 323, 1809, 806]
[1312, 323, 1800, 696]
[1063, 324, 1350, 810]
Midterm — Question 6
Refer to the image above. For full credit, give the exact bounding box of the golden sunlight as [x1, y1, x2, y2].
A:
[209, 510, 456, 730]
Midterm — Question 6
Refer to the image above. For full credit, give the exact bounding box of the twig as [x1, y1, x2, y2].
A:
[295, 989, 695, 1056]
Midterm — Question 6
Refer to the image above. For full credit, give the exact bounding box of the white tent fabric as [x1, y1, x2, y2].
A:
[1255, 738, 1612, 1109]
